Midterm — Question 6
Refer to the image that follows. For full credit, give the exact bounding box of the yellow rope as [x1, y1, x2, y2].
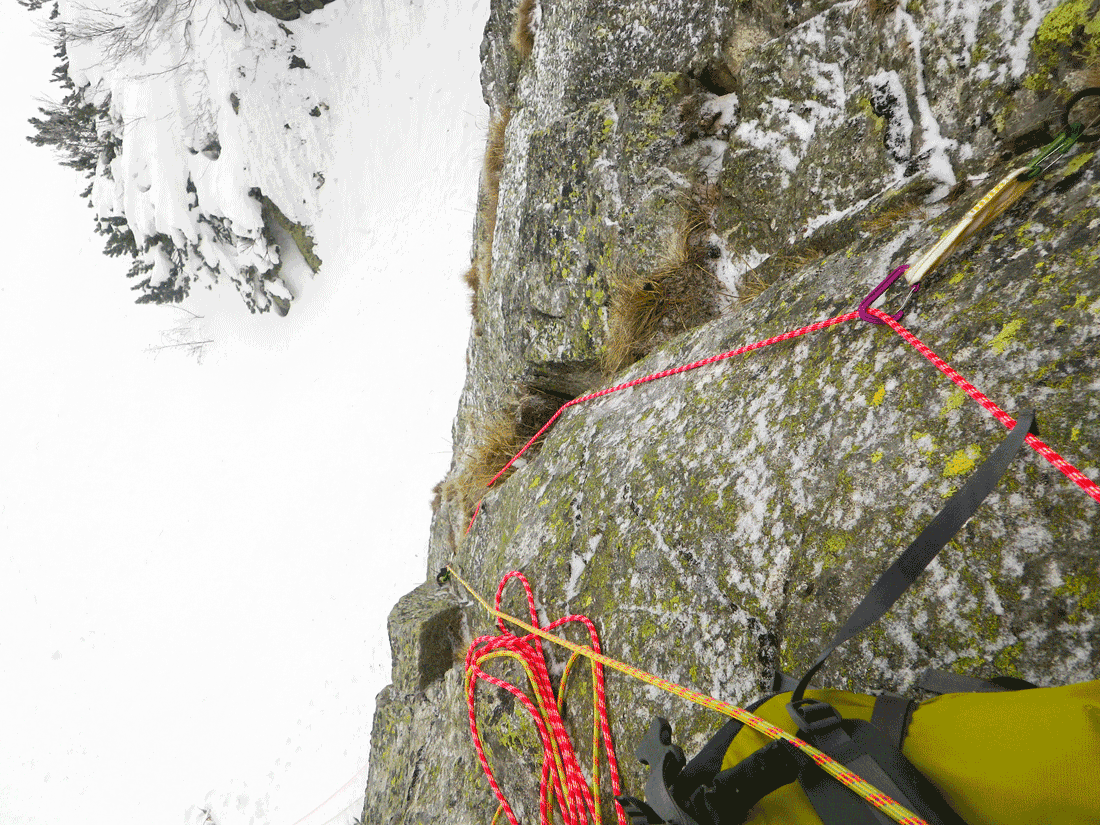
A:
[470, 650, 573, 820]
[470, 640, 613, 825]
[557, 649, 607, 825]
[447, 565, 930, 825]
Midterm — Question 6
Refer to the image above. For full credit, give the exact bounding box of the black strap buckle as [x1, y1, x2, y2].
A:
[786, 699, 843, 736]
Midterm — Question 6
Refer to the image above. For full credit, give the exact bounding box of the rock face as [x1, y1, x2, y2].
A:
[251, 0, 337, 22]
[364, 1, 1100, 823]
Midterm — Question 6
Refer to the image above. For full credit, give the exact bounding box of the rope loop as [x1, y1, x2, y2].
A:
[465, 571, 627, 825]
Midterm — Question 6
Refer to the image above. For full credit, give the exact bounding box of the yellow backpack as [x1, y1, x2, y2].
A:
[695, 679, 1100, 825]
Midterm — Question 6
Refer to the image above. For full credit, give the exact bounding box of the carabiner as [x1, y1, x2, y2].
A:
[1023, 124, 1085, 180]
[858, 263, 919, 325]
[1022, 87, 1100, 180]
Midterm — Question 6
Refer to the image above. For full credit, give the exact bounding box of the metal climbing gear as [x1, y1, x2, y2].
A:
[860, 88, 1100, 320]
[1024, 87, 1100, 180]
[858, 264, 917, 325]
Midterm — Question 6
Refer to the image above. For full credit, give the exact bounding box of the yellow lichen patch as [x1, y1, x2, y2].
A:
[871, 450, 885, 464]
[989, 319, 1024, 354]
[871, 384, 886, 406]
[944, 445, 982, 477]
[1035, 0, 1100, 63]
[1025, 0, 1100, 89]
[1054, 569, 1100, 622]
[1062, 151, 1095, 177]
[941, 388, 967, 416]
[1066, 293, 1090, 311]
[820, 534, 847, 563]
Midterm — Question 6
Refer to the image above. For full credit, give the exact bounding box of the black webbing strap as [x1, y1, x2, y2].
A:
[674, 694, 773, 796]
[869, 693, 915, 749]
[917, 668, 1039, 695]
[798, 717, 972, 825]
[791, 410, 1036, 704]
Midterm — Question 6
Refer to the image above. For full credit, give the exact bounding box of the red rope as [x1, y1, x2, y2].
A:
[868, 308, 1100, 504]
[466, 310, 861, 532]
[464, 572, 626, 825]
[464, 306, 1098, 534]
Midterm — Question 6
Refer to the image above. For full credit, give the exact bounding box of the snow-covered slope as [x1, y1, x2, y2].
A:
[6, 2, 489, 825]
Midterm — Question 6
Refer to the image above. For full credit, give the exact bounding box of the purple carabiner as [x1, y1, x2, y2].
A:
[858, 264, 918, 325]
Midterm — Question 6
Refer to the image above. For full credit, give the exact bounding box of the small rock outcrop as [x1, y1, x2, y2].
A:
[250, 0, 337, 22]
[365, 1, 1100, 823]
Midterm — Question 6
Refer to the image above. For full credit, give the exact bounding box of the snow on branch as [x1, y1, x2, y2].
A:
[25, 0, 330, 315]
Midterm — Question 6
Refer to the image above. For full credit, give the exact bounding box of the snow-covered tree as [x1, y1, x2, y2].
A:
[22, 0, 329, 314]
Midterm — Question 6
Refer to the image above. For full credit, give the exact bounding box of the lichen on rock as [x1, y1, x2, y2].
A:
[365, 1, 1100, 822]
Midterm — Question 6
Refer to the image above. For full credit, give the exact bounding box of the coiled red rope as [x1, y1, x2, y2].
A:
[464, 571, 627, 825]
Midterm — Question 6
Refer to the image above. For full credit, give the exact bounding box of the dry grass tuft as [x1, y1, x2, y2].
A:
[866, 0, 898, 19]
[602, 185, 724, 376]
[484, 107, 510, 195]
[473, 106, 512, 296]
[734, 242, 828, 305]
[511, 0, 536, 60]
[735, 211, 866, 305]
[858, 178, 937, 237]
[463, 263, 479, 319]
[859, 198, 925, 237]
[603, 266, 666, 376]
[453, 387, 566, 517]
[733, 267, 775, 305]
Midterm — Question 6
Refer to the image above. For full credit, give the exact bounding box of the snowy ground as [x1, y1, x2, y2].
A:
[1, 1, 486, 823]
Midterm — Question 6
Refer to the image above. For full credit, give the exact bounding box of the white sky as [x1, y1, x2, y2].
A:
[0, 2, 486, 824]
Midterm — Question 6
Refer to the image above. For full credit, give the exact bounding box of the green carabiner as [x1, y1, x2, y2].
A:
[1022, 87, 1100, 180]
[1022, 123, 1085, 180]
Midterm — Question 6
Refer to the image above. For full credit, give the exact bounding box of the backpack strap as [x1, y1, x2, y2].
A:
[869, 692, 915, 750]
[673, 694, 774, 797]
[783, 412, 1036, 825]
[918, 668, 1039, 695]
[790, 410, 1036, 705]
[792, 705, 970, 825]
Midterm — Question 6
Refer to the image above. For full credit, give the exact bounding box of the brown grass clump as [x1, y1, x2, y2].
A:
[734, 242, 828, 305]
[454, 388, 566, 516]
[430, 480, 444, 514]
[859, 199, 924, 237]
[511, 0, 536, 60]
[733, 267, 775, 305]
[473, 106, 512, 295]
[484, 107, 509, 195]
[602, 186, 724, 376]
[857, 177, 938, 238]
[463, 263, 479, 319]
[866, 0, 898, 19]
